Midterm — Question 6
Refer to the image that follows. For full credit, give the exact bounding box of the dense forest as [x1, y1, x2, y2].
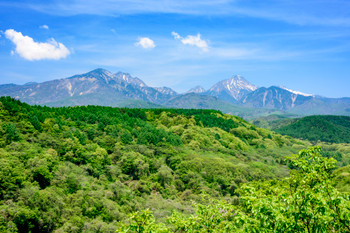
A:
[0, 96, 349, 232]
[275, 115, 350, 143]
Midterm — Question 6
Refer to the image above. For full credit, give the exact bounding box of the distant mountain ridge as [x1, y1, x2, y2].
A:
[1, 68, 349, 117]
[241, 86, 314, 110]
[0, 68, 177, 106]
[186, 86, 206, 94]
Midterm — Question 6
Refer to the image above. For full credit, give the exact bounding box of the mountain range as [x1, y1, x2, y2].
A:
[1, 68, 349, 118]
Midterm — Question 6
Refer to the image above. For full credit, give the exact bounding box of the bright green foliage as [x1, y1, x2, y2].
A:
[3, 123, 20, 144]
[275, 115, 350, 143]
[0, 97, 349, 232]
[118, 147, 350, 232]
[117, 209, 168, 233]
[167, 197, 245, 232]
[117, 198, 245, 233]
[239, 147, 350, 232]
[333, 165, 350, 193]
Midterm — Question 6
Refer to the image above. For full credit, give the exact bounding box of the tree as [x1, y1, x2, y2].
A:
[116, 209, 168, 233]
[4, 123, 20, 144]
[239, 146, 350, 232]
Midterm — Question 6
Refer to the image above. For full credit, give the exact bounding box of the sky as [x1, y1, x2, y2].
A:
[0, 0, 350, 97]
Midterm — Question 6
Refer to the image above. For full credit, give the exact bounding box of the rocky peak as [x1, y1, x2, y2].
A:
[186, 85, 206, 94]
[206, 75, 257, 102]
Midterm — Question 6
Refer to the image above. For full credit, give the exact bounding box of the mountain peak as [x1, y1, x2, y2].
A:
[224, 75, 257, 91]
[115, 72, 147, 87]
[154, 87, 178, 96]
[88, 68, 113, 75]
[77, 69, 147, 88]
[186, 85, 206, 94]
[206, 75, 257, 102]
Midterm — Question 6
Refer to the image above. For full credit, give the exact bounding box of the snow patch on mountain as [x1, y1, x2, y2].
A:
[279, 86, 314, 97]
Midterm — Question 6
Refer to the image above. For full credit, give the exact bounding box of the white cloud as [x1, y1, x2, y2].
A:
[181, 34, 209, 52]
[5, 29, 70, 61]
[40, 24, 49, 29]
[172, 32, 209, 52]
[135, 37, 155, 49]
[171, 31, 181, 39]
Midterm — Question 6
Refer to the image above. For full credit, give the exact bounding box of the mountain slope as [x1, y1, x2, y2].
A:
[113, 99, 163, 108]
[165, 93, 230, 110]
[287, 97, 350, 116]
[165, 93, 291, 119]
[250, 114, 299, 130]
[241, 86, 314, 110]
[153, 86, 178, 96]
[0, 68, 178, 106]
[275, 115, 350, 143]
[205, 75, 257, 103]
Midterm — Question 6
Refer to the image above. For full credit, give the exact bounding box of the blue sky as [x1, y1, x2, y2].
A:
[1, 0, 350, 97]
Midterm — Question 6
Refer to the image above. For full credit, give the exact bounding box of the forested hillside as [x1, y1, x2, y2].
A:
[275, 115, 350, 143]
[0, 97, 349, 232]
[250, 114, 299, 130]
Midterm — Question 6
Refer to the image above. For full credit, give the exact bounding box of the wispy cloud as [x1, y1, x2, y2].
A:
[226, 3, 350, 27]
[171, 32, 181, 40]
[8, 0, 348, 27]
[40, 24, 49, 30]
[23, 0, 232, 16]
[135, 37, 155, 49]
[5, 29, 70, 61]
[172, 32, 209, 52]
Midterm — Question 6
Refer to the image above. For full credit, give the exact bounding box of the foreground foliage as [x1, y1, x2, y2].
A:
[118, 147, 350, 232]
[0, 97, 349, 232]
